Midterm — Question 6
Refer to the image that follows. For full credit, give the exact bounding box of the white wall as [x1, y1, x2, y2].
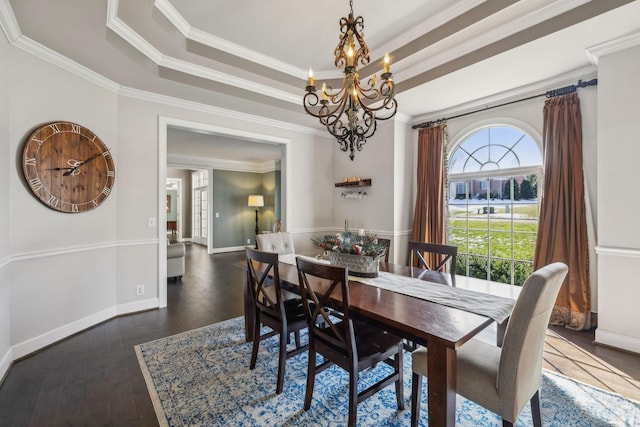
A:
[331, 121, 396, 235]
[7, 45, 121, 359]
[2, 38, 335, 363]
[0, 30, 12, 381]
[595, 41, 640, 354]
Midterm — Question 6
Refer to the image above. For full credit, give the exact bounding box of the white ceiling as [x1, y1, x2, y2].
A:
[3, 0, 640, 160]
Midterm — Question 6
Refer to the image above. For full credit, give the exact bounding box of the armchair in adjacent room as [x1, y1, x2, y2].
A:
[167, 241, 185, 280]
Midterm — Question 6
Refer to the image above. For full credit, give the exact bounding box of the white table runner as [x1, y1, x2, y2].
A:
[278, 254, 515, 323]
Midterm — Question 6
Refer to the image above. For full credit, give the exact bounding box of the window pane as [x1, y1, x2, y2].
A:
[447, 126, 542, 286]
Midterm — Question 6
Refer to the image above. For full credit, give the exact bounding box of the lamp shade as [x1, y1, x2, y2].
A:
[248, 195, 264, 208]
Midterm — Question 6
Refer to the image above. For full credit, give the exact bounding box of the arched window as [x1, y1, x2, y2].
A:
[448, 125, 542, 286]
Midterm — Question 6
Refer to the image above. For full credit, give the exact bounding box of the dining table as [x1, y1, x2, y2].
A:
[236, 253, 515, 427]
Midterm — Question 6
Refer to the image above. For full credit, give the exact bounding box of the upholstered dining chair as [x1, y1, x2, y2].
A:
[245, 247, 308, 394]
[295, 257, 405, 427]
[407, 241, 458, 286]
[256, 232, 295, 255]
[410, 262, 569, 427]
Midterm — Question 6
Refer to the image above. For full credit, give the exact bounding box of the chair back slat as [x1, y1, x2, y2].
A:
[246, 247, 284, 320]
[376, 238, 391, 263]
[407, 241, 458, 286]
[296, 257, 356, 358]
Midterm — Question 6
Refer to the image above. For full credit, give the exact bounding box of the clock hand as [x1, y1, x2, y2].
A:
[63, 149, 111, 176]
[46, 167, 73, 171]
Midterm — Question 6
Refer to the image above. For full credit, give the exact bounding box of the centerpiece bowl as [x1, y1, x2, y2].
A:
[312, 231, 386, 278]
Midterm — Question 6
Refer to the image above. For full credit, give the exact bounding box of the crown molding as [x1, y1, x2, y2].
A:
[586, 30, 640, 65]
[0, 0, 19, 42]
[13, 35, 122, 93]
[410, 65, 597, 125]
[3, 25, 323, 139]
[106, 0, 300, 105]
[372, 0, 484, 60]
[124, 87, 327, 138]
[154, 0, 306, 80]
[168, 154, 277, 173]
[394, 0, 591, 84]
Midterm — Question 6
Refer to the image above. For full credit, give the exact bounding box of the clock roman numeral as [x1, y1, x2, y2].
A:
[29, 177, 43, 191]
[47, 195, 60, 208]
[92, 200, 98, 208]
[71, 204, 79, 212]
[31, 136, 44, 146]
[25, 157, 36, 167]
[102, 150, 111, 157]
[49, 124, 62, 134]
[107, 170, 115, 177]
[102, 187, 111, 196]
[70, 124, 81, 133]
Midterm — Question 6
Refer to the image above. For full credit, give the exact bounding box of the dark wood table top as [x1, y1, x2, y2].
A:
[241, 258, 494, 349]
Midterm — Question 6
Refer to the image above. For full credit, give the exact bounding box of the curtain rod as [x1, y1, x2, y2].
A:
[411, 78, 598, 129]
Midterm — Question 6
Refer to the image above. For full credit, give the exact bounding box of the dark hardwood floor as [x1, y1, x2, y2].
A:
[0, 243, 638, 426]
[0, 243, 246, 426]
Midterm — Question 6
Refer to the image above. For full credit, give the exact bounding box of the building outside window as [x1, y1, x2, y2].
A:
[447, 125, 542, 286]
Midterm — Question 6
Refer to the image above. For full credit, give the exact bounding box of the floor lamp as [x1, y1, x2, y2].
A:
[248, 195, 264, 249]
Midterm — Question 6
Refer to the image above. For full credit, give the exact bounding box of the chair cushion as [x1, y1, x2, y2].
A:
[412, 338, 501, 414]
[353, 320, 403, 359]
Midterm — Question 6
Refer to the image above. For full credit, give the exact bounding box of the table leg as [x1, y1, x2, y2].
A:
[426, 343, 457, 426]
[242, 270, 255, 342]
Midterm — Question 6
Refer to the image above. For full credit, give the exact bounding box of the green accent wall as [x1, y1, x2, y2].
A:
[211, 170, 279, 248]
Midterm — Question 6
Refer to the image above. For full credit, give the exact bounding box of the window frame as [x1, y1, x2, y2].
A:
[446, 124, 543, 286]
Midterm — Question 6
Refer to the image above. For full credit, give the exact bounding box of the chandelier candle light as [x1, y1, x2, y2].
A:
[303, 0, 398, 161]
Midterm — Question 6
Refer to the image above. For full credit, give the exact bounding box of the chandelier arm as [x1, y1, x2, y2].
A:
[302, 1, 398, 161]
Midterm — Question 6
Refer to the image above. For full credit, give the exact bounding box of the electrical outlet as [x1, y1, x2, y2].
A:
[136, 284, 144, 296]
[247, 238, 251, 244]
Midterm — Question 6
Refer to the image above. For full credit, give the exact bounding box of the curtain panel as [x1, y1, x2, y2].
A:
[411, 125, 447, 269]
[534, 93, 591, 330]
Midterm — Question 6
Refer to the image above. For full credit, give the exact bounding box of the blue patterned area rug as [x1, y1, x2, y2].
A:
[135, 317, 639, 426]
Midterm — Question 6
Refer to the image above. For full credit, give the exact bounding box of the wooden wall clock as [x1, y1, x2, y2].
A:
[22, 121, 115, 213]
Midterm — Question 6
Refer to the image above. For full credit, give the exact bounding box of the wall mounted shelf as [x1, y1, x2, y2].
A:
[334, 179, 372, 188]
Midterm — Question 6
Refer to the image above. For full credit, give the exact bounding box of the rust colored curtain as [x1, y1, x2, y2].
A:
[534, 93, 590, 330]
[411, 125, 447, 269]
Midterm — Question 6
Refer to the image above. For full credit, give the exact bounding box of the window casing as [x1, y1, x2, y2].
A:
[447, 126, 542, 286]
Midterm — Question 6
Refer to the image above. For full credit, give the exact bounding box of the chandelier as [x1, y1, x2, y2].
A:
[303, 0, 398, 161]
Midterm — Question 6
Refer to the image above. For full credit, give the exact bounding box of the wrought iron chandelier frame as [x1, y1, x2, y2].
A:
[303, 0, 398, 160]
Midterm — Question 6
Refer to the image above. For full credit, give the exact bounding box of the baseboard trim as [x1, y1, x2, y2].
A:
[211, 246, 246, 254]
[594, 328, 640, 355]
[11, 306, 118, 360]
[11, 298, 160, 361]
[117, 298, 159, 316]
[0, 347, 12, 387]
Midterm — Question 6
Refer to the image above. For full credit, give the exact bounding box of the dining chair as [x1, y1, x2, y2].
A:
[245, 247, 308, 394]
[407, 241, 458, 286]
[295, 257, 405, 427]
[377, 238, 391, 263]
[256, 232, 295, 255]
[410, 262, 569, 427]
